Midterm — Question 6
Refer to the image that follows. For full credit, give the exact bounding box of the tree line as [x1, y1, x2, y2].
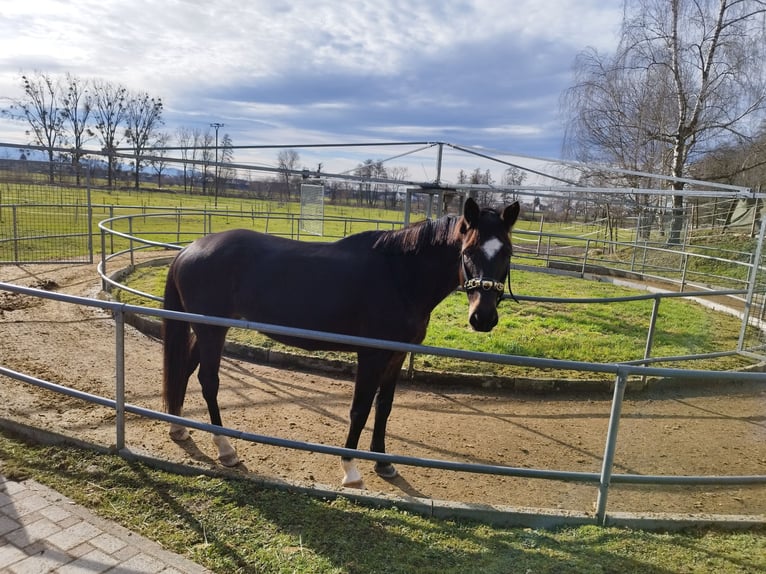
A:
[1, 73, 168, 189]
[562, 0, 766, 243]
[3, 1, 765, 230]
[0, 72, 240, 203]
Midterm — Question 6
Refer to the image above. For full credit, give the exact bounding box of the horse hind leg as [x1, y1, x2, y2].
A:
[370, 379, 399, 480]
[195, 325, 240, 467]
[341, 382, 377, 489]
[169, 334, 200, 442]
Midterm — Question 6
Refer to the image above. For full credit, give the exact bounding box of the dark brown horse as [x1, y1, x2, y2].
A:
[162, 197, 520, 487]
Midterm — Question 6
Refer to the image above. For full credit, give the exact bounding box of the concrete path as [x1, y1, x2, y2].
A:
[0, 474, 212, 574]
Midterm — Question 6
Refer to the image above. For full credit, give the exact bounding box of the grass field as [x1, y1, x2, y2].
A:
[2, 181, 764, 572]
[116, 262, 752, 380]
[1, 431, 764, 574]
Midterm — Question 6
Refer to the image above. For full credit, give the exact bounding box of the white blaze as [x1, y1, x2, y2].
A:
[481, 237, 504, 260]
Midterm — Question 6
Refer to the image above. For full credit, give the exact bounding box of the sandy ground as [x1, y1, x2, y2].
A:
[0, 260, 764, 518]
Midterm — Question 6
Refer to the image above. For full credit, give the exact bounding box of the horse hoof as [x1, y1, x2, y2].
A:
[374, 463, 398, 480]
[342, 479, 365, 489]
[219, 453, 241, 467]
[169, 427, 190, 441]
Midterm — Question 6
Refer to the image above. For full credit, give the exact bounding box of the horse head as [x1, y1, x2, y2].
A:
[457, 197, 520, 332]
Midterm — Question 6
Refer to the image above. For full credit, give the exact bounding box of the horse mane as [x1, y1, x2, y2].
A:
[372, 215, 467, 254]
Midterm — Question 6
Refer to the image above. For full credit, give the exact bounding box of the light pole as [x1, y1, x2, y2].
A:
[210, 122, 224, 206]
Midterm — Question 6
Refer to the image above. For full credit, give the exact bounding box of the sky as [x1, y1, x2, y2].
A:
[0, 0, 624, 184]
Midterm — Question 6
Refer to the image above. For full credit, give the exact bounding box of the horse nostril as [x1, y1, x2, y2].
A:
[469, 310, 498, 332]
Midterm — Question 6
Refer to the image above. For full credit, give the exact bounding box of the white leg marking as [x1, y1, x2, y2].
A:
[169, 423, 190, 441]
[481, 237, 504, 260]
[213, 434, 240, 467]
[341, 459, 364, 489]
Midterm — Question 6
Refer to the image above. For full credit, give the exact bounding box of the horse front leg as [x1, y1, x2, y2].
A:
[340, 351, 405, 488]
[369, 352, 407, 480]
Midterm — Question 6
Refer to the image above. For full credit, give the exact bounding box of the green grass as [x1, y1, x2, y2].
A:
[5, 179, 753, 379]
[1, 431, 764, 574]
[116, 264, 752, 381]
[2, 183, 408, 260]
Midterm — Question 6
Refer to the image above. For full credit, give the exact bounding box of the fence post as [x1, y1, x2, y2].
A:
[109, 206, 115, 255]
[640, 296, 661, 387]
[680, 253, 690, 292]
[12, 205, 19, 261]
[114, 306, 126, 451]
[738, 215, 766, 351]
[545, 236, 552, 267]
[128, 216, 134, 268]
[87, 173, 94, 264]
[581, 239, 590, 275]
[100, 230, 107, 292]
[644, 296, 660, 363]
[595, 369, 628, 526]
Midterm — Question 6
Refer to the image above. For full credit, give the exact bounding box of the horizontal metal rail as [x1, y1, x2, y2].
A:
[1, 280, 765, 526]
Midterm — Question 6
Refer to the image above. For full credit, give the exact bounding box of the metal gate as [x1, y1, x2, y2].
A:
[0, 178, 93, 264]
[738, 216, 766, 358]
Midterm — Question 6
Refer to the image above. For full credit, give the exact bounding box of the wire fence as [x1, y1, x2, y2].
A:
[0, 178, 93, 263]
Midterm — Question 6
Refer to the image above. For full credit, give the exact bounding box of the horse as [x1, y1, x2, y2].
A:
[162, 197, 520, 488]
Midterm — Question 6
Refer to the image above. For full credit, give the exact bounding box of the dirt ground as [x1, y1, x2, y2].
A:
[0, 261, 764, 518]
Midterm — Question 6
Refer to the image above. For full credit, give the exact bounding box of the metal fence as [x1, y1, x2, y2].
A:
[0, 179, 93, 263]
[2, 151, 766, 526]
[0, 280, 764, 529]
[95, 206, 766, 368]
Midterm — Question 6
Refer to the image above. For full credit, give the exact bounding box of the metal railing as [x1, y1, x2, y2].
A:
[0, 280, 764, 528]
[96, 209, 766, 368]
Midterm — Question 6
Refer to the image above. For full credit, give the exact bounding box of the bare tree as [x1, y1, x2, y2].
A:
[387, 166, 409, 209]
[4, 72, 65, 183]
[218, 133, 236, 195]
[124, 91, 164, 190]
[176, 127, 193, 192]
[694, 121, 766, 187]
[354, 159, 387, 207]
[470, 167, 494, 205]
[563, 0, 766, 243]
[502, 166, 527, 204]
[148, 132, 170, 188]
[277, 149, 300, 201]
[60, 73, 92, 185]
[91, 80, 128, 188]
[200, 129, 214, 196]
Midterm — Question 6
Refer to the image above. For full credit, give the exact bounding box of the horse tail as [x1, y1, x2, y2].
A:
[162, 266, 190, 416]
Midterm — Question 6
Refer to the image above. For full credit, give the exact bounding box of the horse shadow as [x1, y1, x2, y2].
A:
[381, 473, 426, 499]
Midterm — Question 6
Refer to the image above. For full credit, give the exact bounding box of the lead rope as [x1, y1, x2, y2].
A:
[506, 268, 519, 304]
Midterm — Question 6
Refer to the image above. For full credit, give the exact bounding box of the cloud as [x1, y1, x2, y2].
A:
[0, 0, 624, 163]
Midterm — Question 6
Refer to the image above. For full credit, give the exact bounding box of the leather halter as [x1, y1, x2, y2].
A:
[460, 253, 518, 303]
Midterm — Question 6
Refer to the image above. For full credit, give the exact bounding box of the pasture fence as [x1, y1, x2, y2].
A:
[95, 206, 766, 366]
[0, 280, 764, 529]
[2, 148, 766, 527]
[0, 176, 93, 263]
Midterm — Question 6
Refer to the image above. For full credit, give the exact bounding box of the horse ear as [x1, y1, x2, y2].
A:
[502, 201, 520, 231]
[462, 197, 481, 230]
